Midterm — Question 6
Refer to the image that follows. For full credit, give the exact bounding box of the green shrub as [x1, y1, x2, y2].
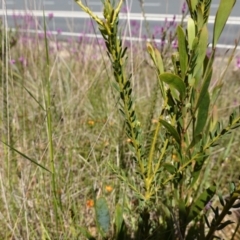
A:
[75, 0, 240, 239]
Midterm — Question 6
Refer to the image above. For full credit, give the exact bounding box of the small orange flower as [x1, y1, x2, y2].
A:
[172, 154, 178, 162]
[87, 120, 95, 126]
[105, 185, 113, 193]
[86, 199, 94, 208]
[126, 138, 132, 143]
[152, 119, 158, 124]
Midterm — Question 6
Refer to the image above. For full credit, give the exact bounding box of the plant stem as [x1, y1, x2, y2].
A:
[43, 12, 59, 230]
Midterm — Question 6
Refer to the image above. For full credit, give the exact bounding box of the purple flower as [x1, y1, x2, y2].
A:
[24, 14, 34, 23]
[19, 56, 27, 66]
[17, 13, 23, 19]
[206, 49, 212, 58]
[142, 35, 147, 42]
[121, 6, 129, 13]
[236, 56, 240, 69]
[169, 15, 176, 26]
[154, 26, 161, 35]
[130, 20, 138, 27]
[48, 12, 54, 20]
[98, 39, 105, 46]
[57, 28, 62, 35]
[78, 35, 83, 43]
[161, 39, 165, 48]
[172, 39, 178, 49]
[10, 59, 16, 65]
[46, 31, 52, 38]
[204, 200, 212, 211]
[19, 56, 24, 62]
[182, 2, 187, 14]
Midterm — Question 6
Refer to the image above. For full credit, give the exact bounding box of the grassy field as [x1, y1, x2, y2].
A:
[1, 1, 240, 239]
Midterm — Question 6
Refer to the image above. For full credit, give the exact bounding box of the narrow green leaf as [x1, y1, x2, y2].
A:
[121, 46, 128, 58]
[190, 154, 209, 188]
[95, 197, 110, 235]
[213, 0, 236, 48]
[177, 26, 188, 78]
[22, 85, 45, 111]
[188, 0, 198, 13]
[217, 220, 234, 230]
[169, 86, 180, 102]
[218, 194, 225, 207]
[204, 214, 211, 228]
[114, 204, 124, 235]
[146, 43, 164, 74]
[190, 170, 202, 189]
[191, 37, 199, 52]
[187, 17, 196, 51]
[196, 4, 204, 30]
[203, 0, 211, 24]
[179, 199, 187, 217]
[195, 66, 212, 111]
[159, 73, 186, 99]
[193, 25, 208, 78]
[112, 81, 120, 92]
[195, 91, 210, 136]
[155, 47, 164, 73]
[229, 182, 236, 194]
[146, 42, 156, 64]
[187, 133, 202, 152]
[1, 141, 51, 173]
[159, 118, 181, 145]
[187, 185, 216, 222]
[163, 163, 176, 174]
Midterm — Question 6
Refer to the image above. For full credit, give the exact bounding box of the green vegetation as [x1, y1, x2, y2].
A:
[1, 0, 240, 239]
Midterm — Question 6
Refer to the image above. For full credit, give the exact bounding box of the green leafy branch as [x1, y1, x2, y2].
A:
[75, 0, 148, 194]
